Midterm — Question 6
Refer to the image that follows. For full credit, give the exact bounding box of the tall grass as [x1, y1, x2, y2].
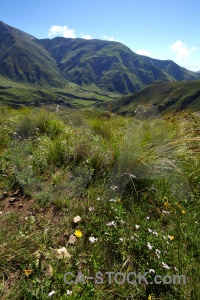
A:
[0, 107, 199, 299]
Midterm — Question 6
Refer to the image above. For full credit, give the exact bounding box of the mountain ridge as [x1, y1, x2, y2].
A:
[0, 21, 200, 94]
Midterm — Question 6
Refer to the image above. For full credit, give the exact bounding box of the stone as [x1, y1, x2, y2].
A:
[73, 215, 81, 224]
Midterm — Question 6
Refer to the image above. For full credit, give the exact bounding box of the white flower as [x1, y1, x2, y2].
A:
[66, 289, 72, 295]
[162, 261, 170, 269]
[109, 199, 116, 202]
[48, 290, 56, 297]
[110, 185, 118, 190]
[162, 210, 170, 215]
[120, 220, 125, 224]
[152, 230, 158, 236]
[119, 238, 123, 241]
[89, 206, 94, 212]
[148, 228, 152, 233]
[155, 249, 161, 258]
[106, 221, 117, 227]
[149, 269, 155, 274]
[96, 197, 101, 201]
[146, 217, 150, 220]
[147, 242, 153, 250]
[135, 225, 140, 229]
[89, 237, 98, 243]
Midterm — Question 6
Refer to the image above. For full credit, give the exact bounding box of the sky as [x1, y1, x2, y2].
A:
[1, 0, 200, 71]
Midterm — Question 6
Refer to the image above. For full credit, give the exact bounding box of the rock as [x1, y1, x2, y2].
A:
[73, 215, 81, 224]
[13, 190, 20, 197]
[68, 234, 76, 245]
[56, 247, 71, 260]
[46, 265, 53, 278]
[9, 197, 17, 203]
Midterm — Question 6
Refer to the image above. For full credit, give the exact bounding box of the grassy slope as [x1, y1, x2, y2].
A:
[0, 107, 199, 299]
[100, 80, 200, 115]
[0, 75, 115, 108]
[0, 22, 65, 87]
[37, 37, 176, 94]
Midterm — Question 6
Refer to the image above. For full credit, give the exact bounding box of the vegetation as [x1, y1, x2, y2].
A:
[0, 106, 199, 299]
[100, 80, 200, 115]
[1, 21, 200, 96]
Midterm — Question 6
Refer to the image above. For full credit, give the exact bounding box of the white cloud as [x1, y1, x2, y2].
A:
[169, 40, 197, 62]
[135, 49, 155, 58]
[102, 35, 120, 42]
[48, 25, 76, 38]
[81, 33, 93, 40]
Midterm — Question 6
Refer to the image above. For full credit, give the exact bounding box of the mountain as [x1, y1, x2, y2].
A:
[0, 21, 200, 94]
[100, 80, 200, 115]
[0, 21, 65, 87]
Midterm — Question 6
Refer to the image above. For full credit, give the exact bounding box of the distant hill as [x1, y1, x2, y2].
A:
[100, 80, 200, 115]
[1, 21, 200, 95]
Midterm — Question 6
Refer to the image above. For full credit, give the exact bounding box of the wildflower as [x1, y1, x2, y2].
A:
[168, 235, 174, 241]
[146, 217, 150, 220]
[120, 220, 125, 224]
[148, 295, 152, 300]
[89, 237, 98, 243]
[155, 249, 161, 258]
[96, 197, 101, 201]
[152, 230, 158, 236]
[175, 202, 181, 208]
[118, 198, 121, 202]
[106, 221, 117, 227]
[162, 261, 170, 269]
[147, 242, 153, 250]
[24, 269, 32, 276]
[162, 210, 170, 214]
[48, 290, 56, 297]
[148, 228, 152, 233]
[148, 269, 155, 274]
[119, 238, 123, 241]
[182, 210, 186, 214]
[66, 290, 72, 295]
[89, 206, 94, 212]
[109, 199, 116, 202]
[135, 225, 140, 230]
[110, 185, 118, 190]
[74, 230, 83, 237]
[164, 202, 169, 208]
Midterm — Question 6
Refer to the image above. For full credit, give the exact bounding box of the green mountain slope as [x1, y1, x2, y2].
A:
[100, 80, 200, 114]
[36, 37, 175, 94]
[1, 21, 200, 95]
[0, 21, 65, 87]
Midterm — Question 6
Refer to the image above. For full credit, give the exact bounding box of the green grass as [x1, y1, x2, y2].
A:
[101, 80, 200, 115]
[0, 107, 199, 299]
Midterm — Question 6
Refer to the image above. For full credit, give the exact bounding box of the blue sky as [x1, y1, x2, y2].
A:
[1, 0, 200, 71]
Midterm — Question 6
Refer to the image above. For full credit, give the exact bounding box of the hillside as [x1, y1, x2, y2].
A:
[99, 80, 200, 115]
[0, 21, 65, 87]
[1, 21, 200, 95]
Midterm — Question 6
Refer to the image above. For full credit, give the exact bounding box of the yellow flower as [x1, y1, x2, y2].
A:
[24, 269, 32, 276]
[168, 235, 174, 240]
[175, 202, 181, 208]
[182, 210, 186, 214]
[74, 230, 83, 237]
[164, 202, 169, 208]
[118, 198, 121, 203]
[148, 295, 152, 300]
